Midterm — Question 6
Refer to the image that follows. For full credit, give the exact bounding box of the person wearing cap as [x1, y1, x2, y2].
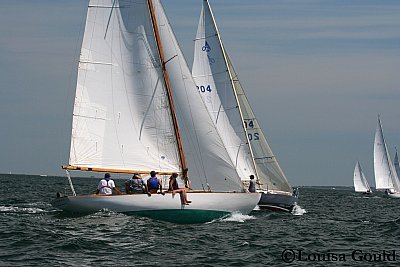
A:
[96, 173, 122, 195]
[147, 171, 164, 195]
[125, 173, 150, 195]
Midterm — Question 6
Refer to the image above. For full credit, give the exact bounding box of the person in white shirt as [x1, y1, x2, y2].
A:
[96, 173, 122, 195]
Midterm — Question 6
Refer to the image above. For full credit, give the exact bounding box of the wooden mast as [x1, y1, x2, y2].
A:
[147, 0, 187, 172]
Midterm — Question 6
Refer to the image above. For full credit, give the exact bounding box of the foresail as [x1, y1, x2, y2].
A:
[226, 54, 292, 193]
[373, 118, 395, 189]
[151, 0, 243, 192]
[192, 1, 255, 180]
[69, 0, 180, 173]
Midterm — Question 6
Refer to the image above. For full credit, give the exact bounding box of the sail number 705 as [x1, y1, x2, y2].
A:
[197, 85, 212, 93]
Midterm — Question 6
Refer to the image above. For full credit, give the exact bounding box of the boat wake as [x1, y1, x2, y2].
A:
[0, 205, 46, 214]
[291, 204, 307, 216]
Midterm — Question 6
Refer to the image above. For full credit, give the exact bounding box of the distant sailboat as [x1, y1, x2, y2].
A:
[51, 0, 261, 223]
[191, 0, 297, 212]
[373, 116, 400, 198]
[353, 162, 372, 194]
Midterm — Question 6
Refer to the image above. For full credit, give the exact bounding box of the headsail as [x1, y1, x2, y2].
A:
[373, 117, 400, 191]
[353, 161, 371, 192]
[226, 55, 292, 193]
[149, 0, 244, 192]
[192, 0, 292, 193]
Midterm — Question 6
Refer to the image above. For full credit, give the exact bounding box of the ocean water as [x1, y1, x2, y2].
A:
[1, 174, 399, 266]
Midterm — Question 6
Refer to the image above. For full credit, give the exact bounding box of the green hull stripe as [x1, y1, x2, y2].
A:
[123, 209, 230, 224]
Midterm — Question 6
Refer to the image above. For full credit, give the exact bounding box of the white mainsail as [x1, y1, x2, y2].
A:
[353, 161, 371, 193]
[192, 0, 292, 193]
[192, 0, 255, 180]
[70, 0, 180, 173]
[373, 117, 400, 191]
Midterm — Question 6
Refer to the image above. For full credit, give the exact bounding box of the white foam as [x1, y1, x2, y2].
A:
[291, 204, 307, 216]
[220, 212, 256, 223]
[0, 205, 45, 214]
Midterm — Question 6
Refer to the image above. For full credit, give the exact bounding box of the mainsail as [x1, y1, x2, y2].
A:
[192, 0, 292, 193]
[67, 0, 244, 192]
[373, 117, 400, 191]
[192, 0, 255, 180]
[353, 161, 371, 192]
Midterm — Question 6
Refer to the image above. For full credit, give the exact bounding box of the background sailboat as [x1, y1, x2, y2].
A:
[52, 0, 260, 223]
[192, 0, 297, 212]
[373, 116, 400, 198]
[353, 161, 372, 194]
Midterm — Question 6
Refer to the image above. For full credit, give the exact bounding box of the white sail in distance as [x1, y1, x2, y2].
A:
[373, 117, 400, 191]
[353, 162, 371, 192]
[192, 0, 255, 181]
[192, 0, 292, 193]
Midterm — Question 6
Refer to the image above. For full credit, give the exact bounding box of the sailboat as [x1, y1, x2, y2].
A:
[373, 116, 400, 198]
[51, 0, 261, 224]
[191, 0, 298, 212]
[353, 162, 372, 194]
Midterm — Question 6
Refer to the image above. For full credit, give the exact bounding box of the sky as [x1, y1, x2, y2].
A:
[0, 0, 399, 186]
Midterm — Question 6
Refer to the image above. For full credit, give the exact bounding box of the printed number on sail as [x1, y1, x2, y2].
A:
[197, 85, 212, 93]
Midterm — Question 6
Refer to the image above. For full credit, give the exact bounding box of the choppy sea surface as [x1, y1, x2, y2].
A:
[1, 174, 400, 266]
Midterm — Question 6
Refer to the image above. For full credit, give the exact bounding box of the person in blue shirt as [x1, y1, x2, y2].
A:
[147, 171, 164, 195]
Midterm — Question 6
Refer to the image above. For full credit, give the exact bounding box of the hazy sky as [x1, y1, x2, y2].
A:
[0, 0, 399, 186]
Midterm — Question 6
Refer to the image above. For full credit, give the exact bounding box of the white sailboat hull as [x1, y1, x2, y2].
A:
[386, 192, 400, 198]
[52, 192, 261, 223]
